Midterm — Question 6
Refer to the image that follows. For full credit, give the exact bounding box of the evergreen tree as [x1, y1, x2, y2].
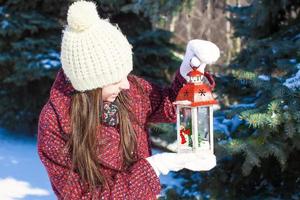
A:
[0, 0, 193, 133]
[164, 0, 300, 199]
[98, 0, 194, 85]
[0, 0, 67, 132]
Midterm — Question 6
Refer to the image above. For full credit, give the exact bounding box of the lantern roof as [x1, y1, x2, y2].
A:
[187, 69, 203, 77]
[175, 83, 217, 107]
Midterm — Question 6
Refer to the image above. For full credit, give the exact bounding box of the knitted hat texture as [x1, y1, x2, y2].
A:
[61, 1, 133, 91]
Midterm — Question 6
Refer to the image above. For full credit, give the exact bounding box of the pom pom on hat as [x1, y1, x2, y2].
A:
[67, 1, 100, 32]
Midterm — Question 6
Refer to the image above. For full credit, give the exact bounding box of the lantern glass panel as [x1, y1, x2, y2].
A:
[179, 107, 193, 148]
[197, 107, 210, 150]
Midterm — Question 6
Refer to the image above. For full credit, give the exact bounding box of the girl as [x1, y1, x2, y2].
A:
[37, 1, 219, 199]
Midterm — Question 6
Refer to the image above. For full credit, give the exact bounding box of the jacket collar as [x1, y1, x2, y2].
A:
[49, 69, 75, 135]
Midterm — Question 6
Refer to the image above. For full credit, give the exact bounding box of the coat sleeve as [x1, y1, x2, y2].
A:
[37, 103, 161, 200]
[133, 69, 187, 124]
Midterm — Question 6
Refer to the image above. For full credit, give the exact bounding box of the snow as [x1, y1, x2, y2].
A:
[214, 103, 256, 137]
[293, 33, 300, 41]
[1, 20, 9, 29]
[0, 6, 4, 15]
[158, 172, 187, 198]
[41, 59, 60, 69]
[0, 6, 9, 29]
[35, 51, 61, 69]
[258, 75, 270, 81]
[214, 117, 230, 136]
[0, 128, 187, 199]
[0, 128, 55, 200]
[0, 178, 49, 200]
[214, 114, 243, 137]
[229, 115, 243, 133]
[271, 47, 278, 54]
[229, 103, 256, 109]
[42, 51, 61, 69]
[283, 69, 300, 90]
[152, 148, 201, 198]
[48, 52, 60, 59]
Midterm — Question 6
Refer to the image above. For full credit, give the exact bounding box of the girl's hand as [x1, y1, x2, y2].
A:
[146, 152, 192, 176]
[146, 152, 216, 176]
[179, 39, 220, 81]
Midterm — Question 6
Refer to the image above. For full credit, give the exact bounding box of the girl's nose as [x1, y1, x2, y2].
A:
[119, 77, 130, 90]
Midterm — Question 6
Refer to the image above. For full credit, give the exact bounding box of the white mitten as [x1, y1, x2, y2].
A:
[180, 39, 220, 81]
[184, 153, 216, 171]
[146, 152, 192, 176]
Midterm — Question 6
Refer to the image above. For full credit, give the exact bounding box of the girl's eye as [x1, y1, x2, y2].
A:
[115, 80, 122, 85]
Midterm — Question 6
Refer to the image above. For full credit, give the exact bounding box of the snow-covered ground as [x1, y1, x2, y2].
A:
[0, 128, 55, 200]
[0, 128, 186, 200]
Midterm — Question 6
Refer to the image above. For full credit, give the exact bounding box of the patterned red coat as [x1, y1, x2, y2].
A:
[37, 68, 186, 200]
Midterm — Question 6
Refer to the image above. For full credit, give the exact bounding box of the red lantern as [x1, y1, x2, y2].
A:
[174, 57, 217, 156]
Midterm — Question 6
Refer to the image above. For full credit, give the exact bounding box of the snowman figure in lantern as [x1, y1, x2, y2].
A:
[174, 40, 220, 170]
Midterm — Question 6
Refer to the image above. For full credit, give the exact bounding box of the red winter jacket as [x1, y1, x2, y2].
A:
[37, 68, 186, 200]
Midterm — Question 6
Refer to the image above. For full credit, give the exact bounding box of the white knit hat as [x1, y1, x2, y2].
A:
[61, 1, 133, 91]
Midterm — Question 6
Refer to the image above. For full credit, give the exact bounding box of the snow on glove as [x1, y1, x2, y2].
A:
[146, 152, 193, 176]
[180, 39, 220, 81]
[184, 152, 216, 171]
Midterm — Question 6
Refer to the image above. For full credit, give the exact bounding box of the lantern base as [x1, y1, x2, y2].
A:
[177, 148, 214, 154]
[177, 148, 194, 153]
[194, 148, 214, 154]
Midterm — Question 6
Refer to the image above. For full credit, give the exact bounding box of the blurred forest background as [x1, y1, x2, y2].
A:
[0, 0, 300, 199]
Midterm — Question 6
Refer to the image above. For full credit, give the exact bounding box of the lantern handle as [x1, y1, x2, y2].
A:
[204, 71, 215, 90]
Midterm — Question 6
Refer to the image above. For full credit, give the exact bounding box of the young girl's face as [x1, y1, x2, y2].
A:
[102, 76, 130, 102]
